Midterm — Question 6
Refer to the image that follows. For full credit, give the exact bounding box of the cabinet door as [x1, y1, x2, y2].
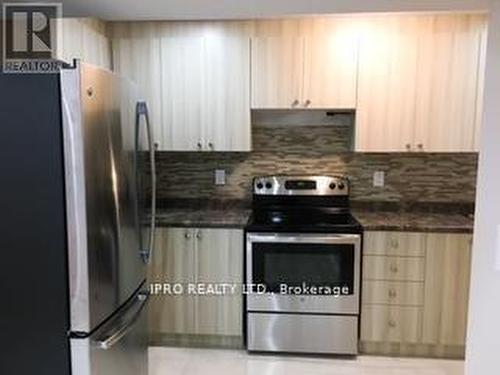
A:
[160, 37, 205, 151]
[112, 23, 163, 150]
[60, 18, 112, 69]
[356, 17, 419, 152]
[303, 19, 358, 109]
[422, 233, 472, 346]
[414, 15, 485, 152]
[148, 228, 197, 336]
[194, 228, 243, 336]
[204, 36, 251, 151]
[251, 37, 305, 109]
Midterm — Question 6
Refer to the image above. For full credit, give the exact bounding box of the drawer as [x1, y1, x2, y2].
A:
[362, 280, 424, 306]
[363, 256, 425, 281]
[364, 232, 426, 257]
[361, 305, 422, 343]
[248, 313, 358, 355]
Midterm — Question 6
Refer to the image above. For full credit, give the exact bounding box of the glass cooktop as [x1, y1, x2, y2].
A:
[247, 207, 363, 233]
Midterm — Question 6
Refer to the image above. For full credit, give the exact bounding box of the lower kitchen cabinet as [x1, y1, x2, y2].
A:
[194, 229, 243, 337]
[148, 227, 243, 348]
[422, 233, 472, 346]
[360, 231, 472, 358]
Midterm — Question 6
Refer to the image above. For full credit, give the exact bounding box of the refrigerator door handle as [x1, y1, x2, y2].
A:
[135, 101, 157, 264]
[94, 292, 149, 350]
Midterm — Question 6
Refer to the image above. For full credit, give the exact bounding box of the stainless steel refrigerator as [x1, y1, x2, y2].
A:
[0, 61, 156, 375]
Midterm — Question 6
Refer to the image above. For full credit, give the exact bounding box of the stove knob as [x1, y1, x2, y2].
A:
[329, 183, 336, 190]
[338, 182, 345, 190]
[256, 182, 264, 190]
[265, 182, 273, 189]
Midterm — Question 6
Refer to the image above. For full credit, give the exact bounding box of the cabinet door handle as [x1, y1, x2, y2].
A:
[185, 231, 191, 239]
[390, 263, 398, 273]
[417, 143, 424, 151]
[390, 239, 399, 248]
[388, 319, 397, 328]
[207, 142, 214, 150]
[291, 99, 299, 107]
[196, 141, 203, 151]
[388, 289, 397, 299]
[195, 230, 202, 240]
[405, 143, 412, 151]
[304, 99, 311, 107]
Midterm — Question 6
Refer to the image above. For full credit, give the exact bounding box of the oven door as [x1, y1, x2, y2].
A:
[246, 233, 361, 314]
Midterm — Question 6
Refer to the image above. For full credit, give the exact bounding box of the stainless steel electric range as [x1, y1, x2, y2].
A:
[245, 175, 362, 355]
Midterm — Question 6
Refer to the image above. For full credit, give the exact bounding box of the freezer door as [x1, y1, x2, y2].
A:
[70, 289, 149, 375]
[61, 62, 148, 333]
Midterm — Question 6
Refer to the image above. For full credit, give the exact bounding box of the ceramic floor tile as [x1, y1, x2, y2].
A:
[149, 347, 464, 375]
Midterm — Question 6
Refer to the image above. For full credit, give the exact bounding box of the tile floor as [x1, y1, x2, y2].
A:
[149, 347, 464, 375]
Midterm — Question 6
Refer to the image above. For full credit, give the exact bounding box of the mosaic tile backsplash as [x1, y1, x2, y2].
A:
[154, 123, 478, 205]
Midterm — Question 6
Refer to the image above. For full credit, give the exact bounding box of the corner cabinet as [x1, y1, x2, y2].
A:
[356, 15, 486, 152]
[360, 231, 472, 358]
[148, 227, 243, 347]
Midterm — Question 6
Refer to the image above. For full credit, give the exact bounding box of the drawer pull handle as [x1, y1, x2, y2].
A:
[388, 319, 397, 328]
[185, 232, 191, 239]
[390, 239, 399, 248]
[388, 289, 397, 299]
[390, 264, 398, 273]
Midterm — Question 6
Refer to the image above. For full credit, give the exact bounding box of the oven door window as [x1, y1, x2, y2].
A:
[252, 242, 355, 295]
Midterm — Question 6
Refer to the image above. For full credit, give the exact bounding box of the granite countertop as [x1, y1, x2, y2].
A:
[154, 199, 251, 229]
[156, 208, 251, 229]
[154, 199, 474, 233]
[352, 210, 474, 233]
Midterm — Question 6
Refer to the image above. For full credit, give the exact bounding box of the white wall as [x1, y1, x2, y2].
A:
[36, 0, 490, 20]
[466, 0, 500, 374]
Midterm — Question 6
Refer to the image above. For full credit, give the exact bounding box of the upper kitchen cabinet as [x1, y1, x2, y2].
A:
[58, 18, 112, 69]
[111, 23, 163, 149]
[251, 19, 358, 109]
[111, 22, 251, 152]
[356, 17, 419, 152]
[251, 37, 305, 109]
[356, 14, 487, 152]
[414, 15, 486, 152]
[160, 36, 205, 151]
[199, 34, 251, 151]
[302, 18, 359, 109]
[161, 33, 251, 151]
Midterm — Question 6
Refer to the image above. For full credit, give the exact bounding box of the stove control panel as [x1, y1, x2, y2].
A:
[253, 175, 349, 196]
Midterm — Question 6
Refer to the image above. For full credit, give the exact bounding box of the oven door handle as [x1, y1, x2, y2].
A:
[246, 233, 361, 245]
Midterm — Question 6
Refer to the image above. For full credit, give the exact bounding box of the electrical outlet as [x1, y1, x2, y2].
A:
[215, 169, 226, 185]
[373, 171, 385, 187]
